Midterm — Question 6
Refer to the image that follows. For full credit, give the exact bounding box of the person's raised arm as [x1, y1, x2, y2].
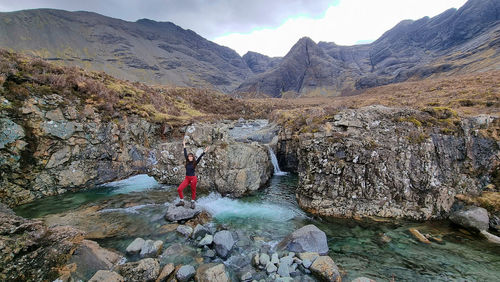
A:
[183, 138, 188, 160]
[196, 146, 210, 164]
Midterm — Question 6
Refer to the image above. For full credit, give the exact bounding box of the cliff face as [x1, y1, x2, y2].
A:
[276, 106, 499, 219]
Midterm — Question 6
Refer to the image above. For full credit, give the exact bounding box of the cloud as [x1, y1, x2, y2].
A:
[0, 0, 333, 38]
[214, 0, 468, 57]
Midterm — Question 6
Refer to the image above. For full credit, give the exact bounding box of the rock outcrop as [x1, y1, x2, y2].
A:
[0, 93, 163, 207]
[0, 91, 272, 206]
[149, 122, 272, 197]
[277, 106, 499, 219]
[0, 203, 84, 281]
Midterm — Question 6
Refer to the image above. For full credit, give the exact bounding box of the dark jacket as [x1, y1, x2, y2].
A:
[184, 147, 204, 176]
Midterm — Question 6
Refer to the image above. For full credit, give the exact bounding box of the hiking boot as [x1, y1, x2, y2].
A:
[175, 200, 184, 207]
[190, 201, 196, 209]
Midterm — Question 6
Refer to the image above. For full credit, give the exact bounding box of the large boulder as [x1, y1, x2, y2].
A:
[449, 206, 490, 231]
[278, 225, 329, 255]
[213, 230, 235, 258]
[195, 263, 230, 282]
[118, 258, 160, 282]
[309, 256, 340, 282]
[165, 205, 202, 222]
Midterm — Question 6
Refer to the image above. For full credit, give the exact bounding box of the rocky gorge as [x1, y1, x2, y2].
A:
[1, 49, 499, 281]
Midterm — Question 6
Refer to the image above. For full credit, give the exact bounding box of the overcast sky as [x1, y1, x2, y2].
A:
[0, 0, 468, 57]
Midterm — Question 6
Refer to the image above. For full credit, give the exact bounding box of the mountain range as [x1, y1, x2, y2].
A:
[0, 0, 498, 97]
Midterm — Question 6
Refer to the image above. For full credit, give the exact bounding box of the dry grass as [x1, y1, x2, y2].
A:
[246, 71, 499, 139]
[1, 48, 498, 136]
[248, 71, 500, 117]
[0, 49, 274, 127]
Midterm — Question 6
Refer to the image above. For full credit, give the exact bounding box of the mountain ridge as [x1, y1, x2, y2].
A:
[235, 0, 500, 97]
[0, 0, 498, 97]
[0, 8, 252, 92]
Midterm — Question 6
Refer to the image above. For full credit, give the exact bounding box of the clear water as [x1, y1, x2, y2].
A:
[14, 174, 500, 281]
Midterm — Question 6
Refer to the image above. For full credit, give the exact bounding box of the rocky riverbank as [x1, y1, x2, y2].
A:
[275, 105, 499, 220]
[0, 91, 272, 206]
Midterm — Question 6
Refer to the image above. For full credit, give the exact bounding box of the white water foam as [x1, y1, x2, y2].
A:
[98, 203, 157, 214]
[196, 193, 303, 221]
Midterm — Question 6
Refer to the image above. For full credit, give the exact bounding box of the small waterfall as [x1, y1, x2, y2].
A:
[267, 146, 288, 176]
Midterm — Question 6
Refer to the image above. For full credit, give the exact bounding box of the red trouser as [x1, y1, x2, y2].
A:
[177, 176, 197, 200]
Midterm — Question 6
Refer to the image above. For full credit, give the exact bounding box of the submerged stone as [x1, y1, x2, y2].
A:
[278, 225, 328, 255]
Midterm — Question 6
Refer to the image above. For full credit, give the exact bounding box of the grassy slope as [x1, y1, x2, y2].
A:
[1, 49, 498, 139]
[0, 49, 276, 129]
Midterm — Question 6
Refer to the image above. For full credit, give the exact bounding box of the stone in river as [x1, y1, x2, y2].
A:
[176, 225, 193, 238]
[277, 261, 291, 277]
[156, 263, 174, 282]
[198, 234, 213, 246]
[259, 253, 270, 266]
[195, 263, 229, 282]
[266, 262, 277, 274]
[176, 265, 196, 282]
[118, 258, 160, 282]
[309, 256, 340, 282]
[140, 240, 163, 258]
[165, 205, 201, 222]
[213, 230, 235, 258]
[449, 206, 490, 231]
[126, 237, 145, 255]
[277, 225, 329, 255]
[192, 224, 210, 239]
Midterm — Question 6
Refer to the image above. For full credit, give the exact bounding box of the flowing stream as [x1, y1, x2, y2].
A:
[267, 146, 288, 176]
[14, 173, 500, 281]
